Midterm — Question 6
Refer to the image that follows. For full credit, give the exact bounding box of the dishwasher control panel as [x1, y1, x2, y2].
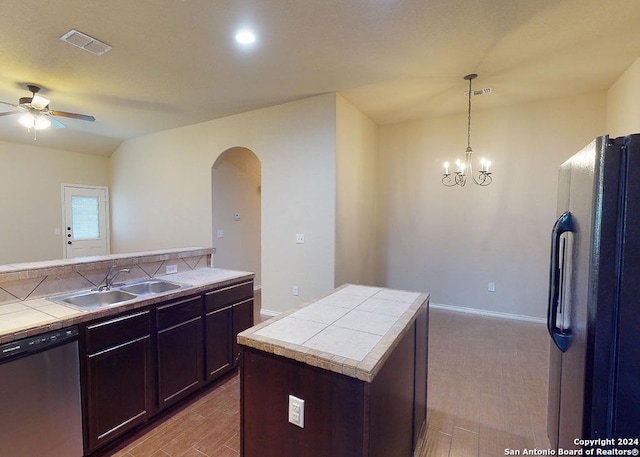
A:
[0, 326, 79, 361]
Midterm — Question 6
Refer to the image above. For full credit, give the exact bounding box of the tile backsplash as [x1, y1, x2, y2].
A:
[0, 247, 213, 305]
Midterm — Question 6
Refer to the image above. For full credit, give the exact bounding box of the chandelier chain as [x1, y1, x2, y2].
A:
[467, 76, 472, 150]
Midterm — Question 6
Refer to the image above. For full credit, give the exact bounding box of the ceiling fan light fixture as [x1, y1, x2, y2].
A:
[19, 113, 51, 130]
[235, 29, 256, 45]
[30, 94, 50, 110]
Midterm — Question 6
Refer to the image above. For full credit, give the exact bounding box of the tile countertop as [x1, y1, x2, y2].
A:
[0, 268, 254, 343]
[237, 284, 429, 383]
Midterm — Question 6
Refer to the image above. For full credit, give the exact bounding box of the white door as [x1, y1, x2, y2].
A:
[63, 185, 110, 258]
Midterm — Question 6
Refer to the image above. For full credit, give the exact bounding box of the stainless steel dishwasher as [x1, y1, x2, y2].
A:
[0, 326, 83, 456]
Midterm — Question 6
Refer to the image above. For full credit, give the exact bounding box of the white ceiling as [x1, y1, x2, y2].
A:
[1, 0, 640, 156]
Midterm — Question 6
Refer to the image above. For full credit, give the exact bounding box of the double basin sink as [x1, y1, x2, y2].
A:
[50, 279, 185, 311]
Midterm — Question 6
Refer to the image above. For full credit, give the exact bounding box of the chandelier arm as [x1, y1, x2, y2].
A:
[442, 175, 457, 187]
[441, 172, 469, 187]
[472, 172, 492, 186]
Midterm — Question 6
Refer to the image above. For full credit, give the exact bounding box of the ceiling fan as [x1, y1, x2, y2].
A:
[0, 84, 95, 136]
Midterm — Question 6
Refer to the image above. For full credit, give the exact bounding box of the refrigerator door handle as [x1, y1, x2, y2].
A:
[547, 211, 574, 352]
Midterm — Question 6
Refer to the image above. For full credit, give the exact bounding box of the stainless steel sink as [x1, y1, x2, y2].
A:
[53, 289, 138, 311]
[119, 279, 183, 296]
[49, 278, 186, 311]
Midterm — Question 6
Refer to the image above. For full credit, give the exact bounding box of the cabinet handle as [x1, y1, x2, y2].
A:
[87, 335, 150, 357]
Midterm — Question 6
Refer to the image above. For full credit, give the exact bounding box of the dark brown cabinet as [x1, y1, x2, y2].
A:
[205, 304, 233, 381]
[83, 310, 154, 454]
[204, 280, 253, 377]
[81, 277, 254, 455]
[412, 304, 428, 448]
[157, 295, 203, 409]
[232, 298, 254, 365]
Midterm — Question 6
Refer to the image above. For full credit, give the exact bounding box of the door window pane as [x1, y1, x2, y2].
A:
[71, 196, 100, 240]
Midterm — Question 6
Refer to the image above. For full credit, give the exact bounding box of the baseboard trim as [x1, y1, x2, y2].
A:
[429, 302, 545, 324]
[260, 308, 280, 319]
[261, 303, 544, 324]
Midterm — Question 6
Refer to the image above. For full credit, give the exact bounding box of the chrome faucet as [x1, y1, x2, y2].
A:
[105, 265, 130, 290]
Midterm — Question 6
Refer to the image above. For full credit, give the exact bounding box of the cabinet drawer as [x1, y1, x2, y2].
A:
[205, 281, 253, 312]
[157, 295, 202, 331]
[85, 310, 151, 354]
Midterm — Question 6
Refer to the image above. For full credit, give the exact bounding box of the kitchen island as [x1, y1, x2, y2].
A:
[237, 284, 429, 457]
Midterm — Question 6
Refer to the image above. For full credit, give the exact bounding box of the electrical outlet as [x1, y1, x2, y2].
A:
[288, 395, 305, 428]
[296, 233, 305, 244]
[488, 282, 496, 292]
[166, 264, 178, 274]
[216, 229, 224, 238]
[292, 286, 299, 296]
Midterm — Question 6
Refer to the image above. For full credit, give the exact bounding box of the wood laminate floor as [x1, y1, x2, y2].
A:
[105, 308, 550, 457]
[418, 309, 550, 457]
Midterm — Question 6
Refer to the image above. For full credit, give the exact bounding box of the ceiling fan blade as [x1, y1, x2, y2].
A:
[0, 100, 19, 108]
[31, 94, 50, 110]
[50, 110, 95, 122]
[0, 110, 22, 117]
[49, 116, 66, 129]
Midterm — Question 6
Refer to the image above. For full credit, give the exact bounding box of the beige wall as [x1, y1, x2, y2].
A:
[607, 56, 640, 137]
[109, 94, 337, 314]
[0, 140, 109, 264]
[211, 147, 262, 287]
[335, 95, 378, 287]
[7, 58, 637, 317]
[376, 92, 607, 319]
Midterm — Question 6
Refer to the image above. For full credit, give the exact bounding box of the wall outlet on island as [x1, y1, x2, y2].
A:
[166, 264, 178, 274]
[488, 282, 496, 292]
[292, 286, 299, 296]
[288, 395, 305, 428]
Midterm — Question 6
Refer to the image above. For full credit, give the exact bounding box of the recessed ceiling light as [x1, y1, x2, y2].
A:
[235, 29, 256, 45]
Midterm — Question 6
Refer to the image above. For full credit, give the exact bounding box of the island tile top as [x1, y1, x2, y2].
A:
[237, 284, 429, 382]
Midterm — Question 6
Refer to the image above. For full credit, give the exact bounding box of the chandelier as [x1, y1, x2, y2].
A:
[442, 73, 492, 187]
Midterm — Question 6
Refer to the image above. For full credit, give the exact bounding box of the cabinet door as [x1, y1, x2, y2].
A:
[232, 299, 254, 366]
[157, 317, 203, 409]
[205, 305, 233, 382]
[157, 296, 203, 410]
[86, 336, 153, 452]
[84, 311, 153, 453]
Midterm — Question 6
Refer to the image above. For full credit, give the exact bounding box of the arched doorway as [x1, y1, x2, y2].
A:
[211, 147, 262, 302]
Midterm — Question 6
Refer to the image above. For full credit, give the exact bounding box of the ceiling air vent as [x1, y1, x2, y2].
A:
[465, 87, 493, 97]
[60, 29, 112, 56]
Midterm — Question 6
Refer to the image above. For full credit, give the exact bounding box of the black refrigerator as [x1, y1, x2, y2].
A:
[547, 134, 640, 451]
